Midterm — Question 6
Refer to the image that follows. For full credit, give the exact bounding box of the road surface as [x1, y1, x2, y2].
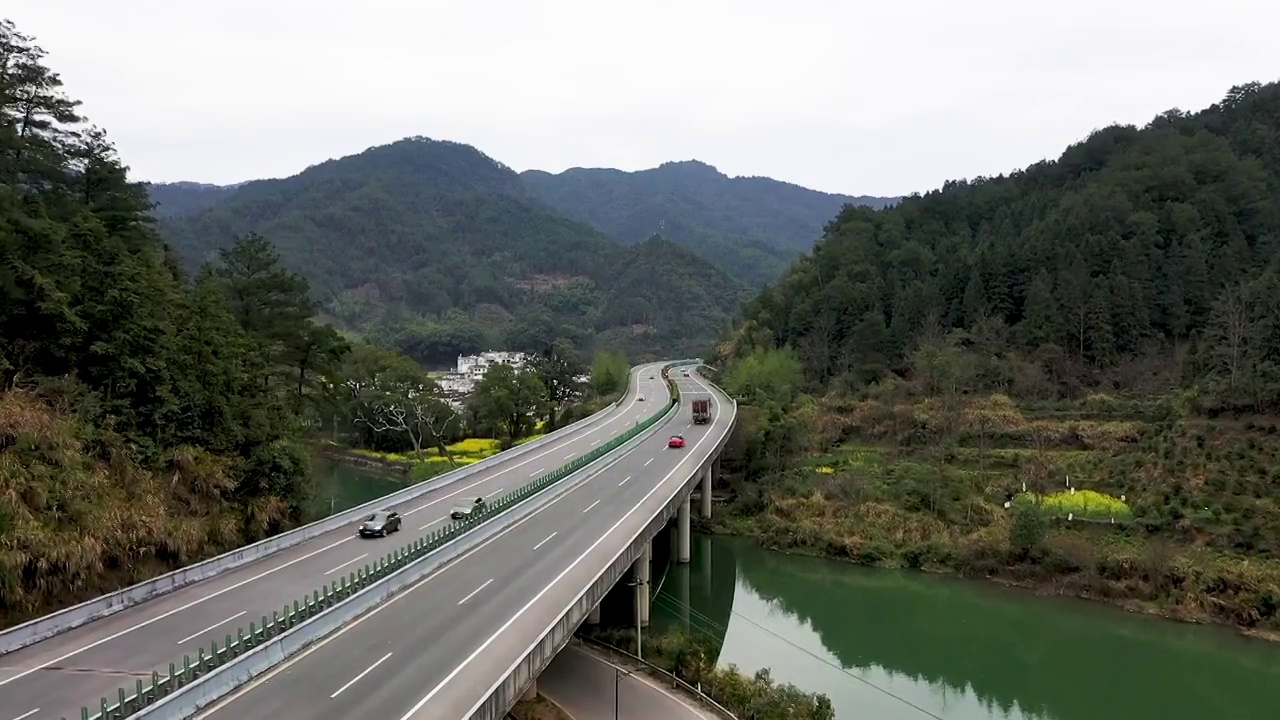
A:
[540, 644, 716, 720]
[0, 363, 671, 720]
[183, 370, 731, 720]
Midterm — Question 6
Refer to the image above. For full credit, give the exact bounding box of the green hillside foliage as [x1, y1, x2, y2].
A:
[715, 81, 1280, 633]
[144, 181, 239, 218]
[523, 160, 896, 287]
[160, 141, 746, 366]
[733, 81, 1280, 413]
[0, 19, 346, 624]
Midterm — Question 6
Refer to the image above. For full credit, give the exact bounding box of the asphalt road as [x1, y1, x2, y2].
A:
[0, 363, 672, 720]
[185, 369, 732, 720]
[539, 644, 715, 720]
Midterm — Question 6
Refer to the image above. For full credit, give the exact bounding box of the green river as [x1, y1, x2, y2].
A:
[314, 462, 1280, 719]
[650, 534, 1280, 720]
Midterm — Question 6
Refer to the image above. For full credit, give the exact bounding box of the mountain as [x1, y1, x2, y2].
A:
[522, 160, 897, 287]
[160, 138, 749, 366]
[730, 80, 1280, 413]
[145, 181, 241, 218]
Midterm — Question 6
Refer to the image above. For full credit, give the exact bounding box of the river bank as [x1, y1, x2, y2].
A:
[708, 391, 1280, 640]
[650, 533, 1280, 720]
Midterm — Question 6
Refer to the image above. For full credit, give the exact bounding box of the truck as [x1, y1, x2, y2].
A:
[692, 397, 712, 424]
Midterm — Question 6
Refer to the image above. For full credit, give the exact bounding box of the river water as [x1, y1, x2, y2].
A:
[311, 461, 1280, 719]
[649, 534, 1280, 720]
[307, 457, 408, 520]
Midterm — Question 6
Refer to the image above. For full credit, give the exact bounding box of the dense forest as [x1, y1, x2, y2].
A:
[158, 140, 750, 366]
[524, 160, 895, 287]
[716, 81, 1280, 633]
[0, 20, 353, 623]
[145, 181, 240, 218]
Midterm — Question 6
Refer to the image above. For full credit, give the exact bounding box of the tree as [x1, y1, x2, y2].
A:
[472, 364, 545, 447]
[530, 340, 584, 430]
[590, 350, 629, 398]
[353, 368, 460, 465]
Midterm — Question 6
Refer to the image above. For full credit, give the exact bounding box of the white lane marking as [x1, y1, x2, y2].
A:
[418, 517, 445, 531]
[564, 453, 574, 460]
[532, 532, 557, 551]
[644, 458, 654, 467]
[0, 530, 357, 686]
[618, 476, 631, 487]
[10, 709, 40, 720]
[330, 651, 393, 698]
[407, 381, 726, 719]
[0, 367, 670, 690]
[176, 611, 247, 645]
[485, 488, 505, 498]
[529, 469, 542, 477]
[185, 366, 675, 718]
[582, 500, 601, 514]
[323, 554, 368, 577]
[457, 579, 494, 606]
[610, 429, 616, 435]
[591, 440, 599, 446]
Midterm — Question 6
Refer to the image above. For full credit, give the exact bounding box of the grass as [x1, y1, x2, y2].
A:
[715, 391, 1280, 634]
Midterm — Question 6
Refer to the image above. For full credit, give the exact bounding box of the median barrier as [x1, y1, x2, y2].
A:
[75, 361, 697, 720]
[0, 363, 687, 657]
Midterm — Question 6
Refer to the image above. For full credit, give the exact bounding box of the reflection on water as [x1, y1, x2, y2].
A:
[650, 534, 1280, 720]
[308, 457, 407, 520]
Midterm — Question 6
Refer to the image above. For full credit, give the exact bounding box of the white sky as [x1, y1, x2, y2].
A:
[11, 0, 1280, 197]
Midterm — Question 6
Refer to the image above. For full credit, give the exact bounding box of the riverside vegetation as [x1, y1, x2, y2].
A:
[581, 627, 834, 720]
[712, 82, 1280, 636]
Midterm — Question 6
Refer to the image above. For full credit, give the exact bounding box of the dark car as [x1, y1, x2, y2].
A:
[358, 510, 401, 538]
[451, 496, 486, 520]
[668, 434, 686, 449]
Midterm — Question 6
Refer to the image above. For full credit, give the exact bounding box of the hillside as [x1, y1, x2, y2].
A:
[1, 19, 330, 624]
[715, 81, 1280, 634]
[522, 161, 896, 287]
[145, 181, 241, 218]
[160, 138, 747, 366]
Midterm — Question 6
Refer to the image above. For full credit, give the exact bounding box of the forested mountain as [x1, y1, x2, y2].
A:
[161, 139, 748, 366]
[0, 19, 346, 622]
[145, 181, 241, 218]
[730, 81, 1280, 413]
[522, 161, 896, 287]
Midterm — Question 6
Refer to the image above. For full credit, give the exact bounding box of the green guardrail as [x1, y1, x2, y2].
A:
[78, 362, 695, 720]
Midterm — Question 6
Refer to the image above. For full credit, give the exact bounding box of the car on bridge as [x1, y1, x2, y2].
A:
[638, 395, 645, 401]
[668, 434, 686, 448]
[450, 497, 486, 520]
[358, 510, 402, 538]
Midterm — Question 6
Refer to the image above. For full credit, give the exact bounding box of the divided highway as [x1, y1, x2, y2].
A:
[182, 369, 731, 720]
[0, 363, 670, 720]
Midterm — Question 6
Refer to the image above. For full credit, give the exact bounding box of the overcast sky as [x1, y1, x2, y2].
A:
[12, 0, 1280, 197]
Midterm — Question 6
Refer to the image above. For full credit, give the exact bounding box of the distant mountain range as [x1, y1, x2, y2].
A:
[523, 161, 895, 286]
[148, 141, 894, 364]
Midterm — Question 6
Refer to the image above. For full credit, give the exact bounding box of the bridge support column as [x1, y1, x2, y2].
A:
[700, 464, 712, 519]
[677, 495, 691, 564]
[632, 547, 650, 628]
[587, 603, 601, 625]
[521, 680, 536, 702]
[639, 542, 651, 628]
[713, 455, 721, 483]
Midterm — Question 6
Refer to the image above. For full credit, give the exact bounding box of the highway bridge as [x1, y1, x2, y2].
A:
[0, 361, 736, 720]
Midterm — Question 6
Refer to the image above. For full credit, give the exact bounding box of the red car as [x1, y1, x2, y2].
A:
[668, 435, 686, 448]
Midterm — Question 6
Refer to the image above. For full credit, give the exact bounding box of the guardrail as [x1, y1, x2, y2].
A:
[464, 367, 737, 720]
[574, 636, 738, 719]
[76, 361, 698, 720]
[0, 363, 670, 657]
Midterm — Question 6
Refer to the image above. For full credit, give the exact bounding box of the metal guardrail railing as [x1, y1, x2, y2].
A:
[574, 636, 738, 720]
[0, 365, 654, 657]
[77, 361, 697, 720]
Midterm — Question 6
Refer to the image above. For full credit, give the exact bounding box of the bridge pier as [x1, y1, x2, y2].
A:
[586, 604, 601, 625]
[677, 495, 691, 564]
[632, 544, 650, 628]
[699, 463, 712, 519]
[521, 680, 537, 702]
